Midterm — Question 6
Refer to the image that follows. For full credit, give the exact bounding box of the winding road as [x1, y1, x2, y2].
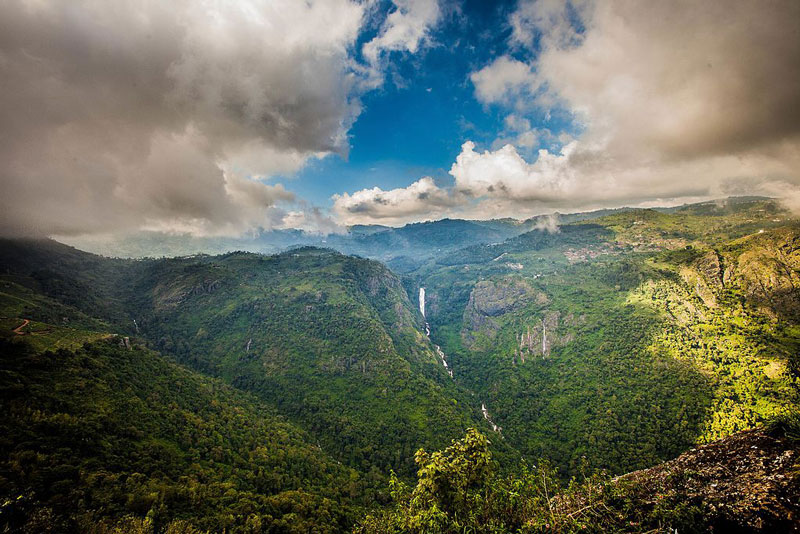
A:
[13, 319, 30, 335]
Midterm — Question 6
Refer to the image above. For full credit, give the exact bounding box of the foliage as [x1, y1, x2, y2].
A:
[355, 429, 714, 534]
[0, 339, 365, 533]
[415, 198, 799, 477]
[0, 242, 480, 479]
[0, 197, 798, 531]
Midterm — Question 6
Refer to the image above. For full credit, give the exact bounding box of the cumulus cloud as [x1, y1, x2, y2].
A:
[279, 205, 346, 235]
[332, 177, 459, 225]
[509, 0, 592, 51]
[450, 141, 579, 201]
[0, 0, 369, 237]
[504, 0, 800, 207]
[334, 0, 800, 225]
[470, 57, 540, 106]
[362, 0, 441, 86]
[533, 0, 800, 161]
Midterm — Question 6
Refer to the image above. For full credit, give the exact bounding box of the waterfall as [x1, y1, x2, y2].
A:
[481, 403, 501, 433]
[419, 287, 426, 317]
[435, 344, 453, 378]
[542, 318, 546, 355]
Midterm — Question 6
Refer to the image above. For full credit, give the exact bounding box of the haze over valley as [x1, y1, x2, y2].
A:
[1, 1, 799, 533]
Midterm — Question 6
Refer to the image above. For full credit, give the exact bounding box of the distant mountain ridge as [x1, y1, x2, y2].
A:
[1, 195, 797, 533]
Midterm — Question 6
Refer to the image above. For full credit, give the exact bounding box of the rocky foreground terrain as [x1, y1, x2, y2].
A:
[615, 426, 799, 532]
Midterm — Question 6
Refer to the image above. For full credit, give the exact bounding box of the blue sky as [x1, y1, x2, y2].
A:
[286, 0, 525, 206]
[283, 0, 581, 213]
[2, 0, 798, 237]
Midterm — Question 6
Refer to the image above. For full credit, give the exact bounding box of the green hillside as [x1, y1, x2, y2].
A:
[122, 248, 481, 476]
[0, 198, 798, 532]
[416, 198, 799, 476]
[0, 241, 486, 480]
[0, 335, 368, 533]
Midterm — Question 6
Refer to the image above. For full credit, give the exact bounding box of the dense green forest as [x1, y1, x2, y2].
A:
[0, 242, 489, 479]
[0, 338, 369, 533]
[418, 198, 799, 477]
[1, 197, 798, 532]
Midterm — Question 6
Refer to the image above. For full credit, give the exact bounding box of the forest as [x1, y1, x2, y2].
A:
[0, 197, 798, 532]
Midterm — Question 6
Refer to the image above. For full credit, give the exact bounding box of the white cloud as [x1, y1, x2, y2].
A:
[0, 0, 440, 237]
[450, 141, 578, 201]
[362, 0, 441, 85]
[529, 0, 800, 162]
[279, 206, 345, 235]
[335, 0, 800, 225]
[0, 0, 371, 237]
[332, 177, 458, 225]
[453, 0, 800, 218]
[470, 56, 540, 106]
[509, 0, 592, 51]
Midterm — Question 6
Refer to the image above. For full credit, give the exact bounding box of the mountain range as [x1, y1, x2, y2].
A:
[1, 196, 798, 533]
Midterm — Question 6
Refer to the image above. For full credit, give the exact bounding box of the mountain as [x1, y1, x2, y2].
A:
[0, 240, 492, 480]
[1, 197, 798, 532]
[123, 247, 483, 475]
[413, 198, 799, 476]
[58, 218, 528, 267]
[57, 209, 634, 271]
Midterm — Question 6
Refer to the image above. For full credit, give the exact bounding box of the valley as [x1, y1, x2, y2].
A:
[1, 197, 798, 533]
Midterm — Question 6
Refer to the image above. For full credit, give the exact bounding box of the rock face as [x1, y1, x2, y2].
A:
[461, 278, 547, 348]
[695, 249, 724, 288]
[724, 229, 800, 323]
[156, 276, 225, 309]
[468, 278, 537, 317]
[681, 229, 800, 323]
[619, 428, 800, 533]
[361, 270, 416, 333]
[681, 249, 723, 308]
[513, 311, 578, 363]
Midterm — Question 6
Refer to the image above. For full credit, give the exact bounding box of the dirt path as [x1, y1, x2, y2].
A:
[13, 319, 30, 335]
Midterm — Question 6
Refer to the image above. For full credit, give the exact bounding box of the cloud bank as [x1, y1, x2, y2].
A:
[336, 0, 800, 225]
[0, 0, 442, 237]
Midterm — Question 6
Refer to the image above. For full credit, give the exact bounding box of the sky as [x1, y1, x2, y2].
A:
[1, 0, 799, 238]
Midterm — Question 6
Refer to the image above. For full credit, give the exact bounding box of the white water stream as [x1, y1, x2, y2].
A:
[420, 287, 453, 378]
[481, 403, 501, 433]
[420, 287, 504, 432]
[542, 318, 546, 354]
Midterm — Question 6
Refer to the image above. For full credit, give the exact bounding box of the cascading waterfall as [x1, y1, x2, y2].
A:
[419, 286, 453, 378]
[436, 345, 453, 378]
[481, 403, 501, 433]
[542, 318, 546, 355]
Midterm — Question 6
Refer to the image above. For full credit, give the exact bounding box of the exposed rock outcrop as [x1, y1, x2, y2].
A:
[679, 229, 800, 323]
[617, 428, 800, 533]
[462, 278, 548, 349]
[724, 229, 800, 322]
[513, 311, 578, 363]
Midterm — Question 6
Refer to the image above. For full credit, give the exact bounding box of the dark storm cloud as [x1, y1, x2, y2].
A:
[0, 0, 366, 236]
